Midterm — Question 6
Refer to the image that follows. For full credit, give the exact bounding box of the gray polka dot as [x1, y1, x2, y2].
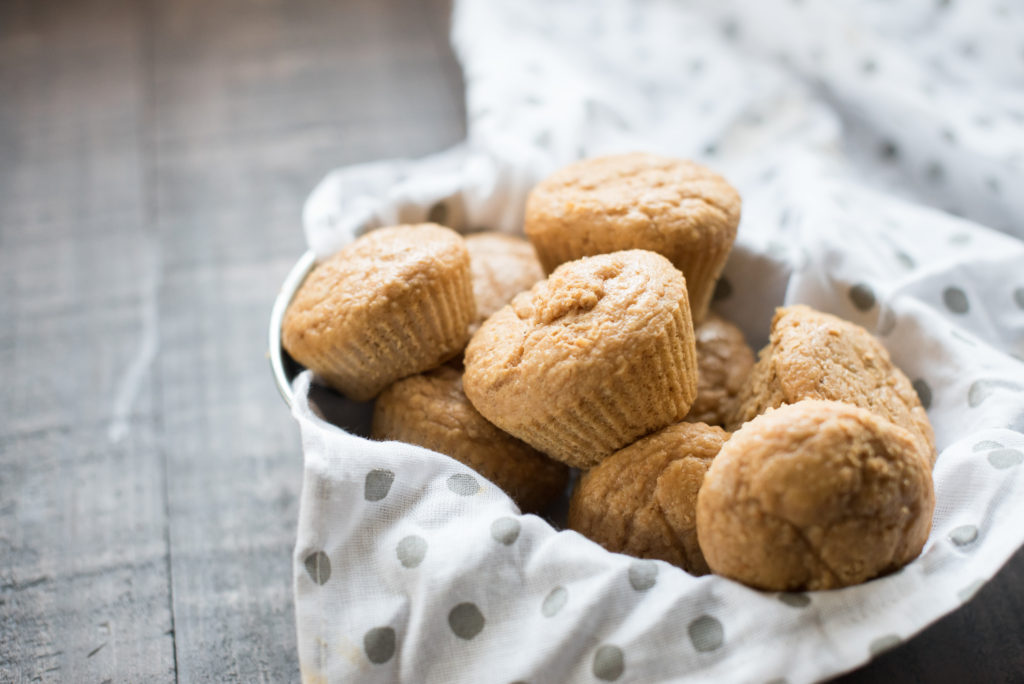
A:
[912, 379, 932, 410]
[869, 634, 901, 656]
[491, 517, 521, 545]
[943, 287, 969, 314]
[969, 379, 1024, 407]
[926, 161, 945, 184]
[397, 535, 427, 568]
[364, 626, 396, 664]
[447, 473, 480, 496]
[778, 592, 811, 608]
[712, 277, 732, 301]
[448, 602, 485, 640]
[958, 578, 985, 602]
[949, 233, 971, 246]
[764, 680, 789, 684]
[1014, 287, 1024, 310]
[849, 283, 876, 311]
[688, 615, 724, 652]
[721, 18, 740, 40]
[972, 440, 1003, 452]
[628, 561, 658, 591]
[592, 645, 625, 681]
[949, 524, 978, 546]
[365, 469, 395, 502]
[988, 448, 1023, 469]
[985, 177, 1001, 195]
[541, 586, 568, 617]
[894, 250, 915, 269]
[427, 200, 448, 226]
[879, 140, 899, 160]
[304, 551, 331, 585]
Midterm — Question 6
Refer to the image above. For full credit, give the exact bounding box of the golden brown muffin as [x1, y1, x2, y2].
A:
[465, 232, 545, 334]
[685, 314, 755, 428]
[372, 365, 568, 513]
[728, 305, 937, 465]
[463, 249, 698, 469]
[282, 224, 475, 401]
[569, 422, 728, 575]
[524, 153, 741, 324]
[697, 400, 934, 591]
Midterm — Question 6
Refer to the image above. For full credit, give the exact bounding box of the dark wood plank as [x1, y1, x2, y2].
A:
[148, 0, 464, 681]
[0, 1, 175, 681]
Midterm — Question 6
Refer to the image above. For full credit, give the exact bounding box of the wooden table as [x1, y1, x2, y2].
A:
[1, 1, 1021, 681]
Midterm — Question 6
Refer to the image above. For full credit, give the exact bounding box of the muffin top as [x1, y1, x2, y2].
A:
[465, 232, 545, 328]
[464, 249, 689, 416]
[686, 314, 755, 427]
[372, 364, 568, 514]
[283, 223, 469, 356]
[697, 400, 934, 591]
[569, 421, 728, 575]
[524, 153, 741, 270]
[730, 305, 935, 463]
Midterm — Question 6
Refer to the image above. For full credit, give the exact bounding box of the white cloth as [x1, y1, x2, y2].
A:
[293, 1, 1024, 682]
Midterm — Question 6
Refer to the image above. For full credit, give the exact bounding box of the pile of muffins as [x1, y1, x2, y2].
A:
[283, 153, 936, 592]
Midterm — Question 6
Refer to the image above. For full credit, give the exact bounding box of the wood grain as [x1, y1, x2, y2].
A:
[0, 1, 174, 682]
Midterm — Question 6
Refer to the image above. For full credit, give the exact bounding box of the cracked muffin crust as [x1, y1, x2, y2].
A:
[372, 364, 568, 514]
[463, 249, 698, 469]
[465, 232, 545, 335]
[524, 153, 741, 323]
[685, 314, 755, 427]
[728, 305, 936, 465]
[282, 224, 475, 401]
[568, 421, 728, 575]
[697, 400, 935, 591]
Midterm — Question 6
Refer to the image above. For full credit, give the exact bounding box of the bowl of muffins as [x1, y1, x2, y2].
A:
[270, 152, 935, 593]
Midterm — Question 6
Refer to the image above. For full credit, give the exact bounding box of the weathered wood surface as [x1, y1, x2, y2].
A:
[1, 0, 1021, 682]
[0, 0, 463, 681]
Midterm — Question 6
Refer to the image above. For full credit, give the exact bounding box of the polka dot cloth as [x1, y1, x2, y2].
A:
[294, 0, 1024, 681]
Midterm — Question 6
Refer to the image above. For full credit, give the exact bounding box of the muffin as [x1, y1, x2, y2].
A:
[524, 153, 741, 323]
[685, 314, 755, 427]
[569, 421, 728, 575]
[282, 224, 475, 401]
[372, 365, 569, 513]
[465, 232, 545, 334]
[728, 305, 937, 465]
[697, 400, 935, 591]
[463, 250, 698, 469]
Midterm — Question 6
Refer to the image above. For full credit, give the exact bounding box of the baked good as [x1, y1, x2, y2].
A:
[282, 224, 475, 401]
[523, 153, 741, 323]
[463, 249, 698, 469]
[697, 400, 934, 591]
[568, 421, 728, 575]
[465, 232, 545, 333]
[372, 365, 568, 513]
[728, 305, 936, 464]
[685, 314, 755, 427]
